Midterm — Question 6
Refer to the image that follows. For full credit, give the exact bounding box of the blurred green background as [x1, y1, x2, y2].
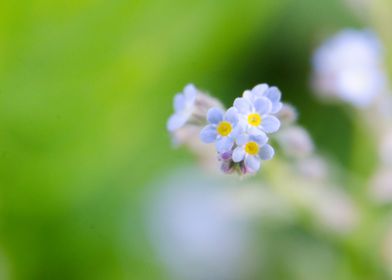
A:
[0, 0, 391, 279]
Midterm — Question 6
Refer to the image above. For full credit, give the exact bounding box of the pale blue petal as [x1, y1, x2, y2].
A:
[242, 90, 253, 101]
[183, 84, 197, 103]
[271, 102, 283, 114]
[232, 147, 245, 162]
[207, 107, 224, 124]
[200, 125, 217, 143]
[216, 137, 234, 153]
[230, 124, 243, 139]
[248, 126, 263, 135]
[236, 133, 249, 146]
[250, 132, 268, 146]
[252, 84, 268, 97]
[234, 97, 252, 114]
[264, 87, 281, 103]
[254, 97, 272, 115]
[174, 94, 186, 112]
[167, 114, 187, 131]
[259, 144, 275, 160]
[261, 116, 281, 133]
[245, 155, 261, 172]
[224, 107, 239, 125]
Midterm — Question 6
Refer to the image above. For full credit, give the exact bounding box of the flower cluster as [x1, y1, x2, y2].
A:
[167, 83, 283, 175]
[199, 84, 282, 174]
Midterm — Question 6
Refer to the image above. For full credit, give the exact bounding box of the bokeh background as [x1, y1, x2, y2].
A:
[1, 0, 392, 279]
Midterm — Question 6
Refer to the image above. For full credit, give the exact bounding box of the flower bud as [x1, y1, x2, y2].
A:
[296, 156, 328, 180]
[276, 126, 314, 158]
[276, 103, 298, 127]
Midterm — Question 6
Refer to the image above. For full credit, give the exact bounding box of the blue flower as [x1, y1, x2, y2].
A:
[167, 84, 197, 132]
[232, 133, 275, 173]
[242, 84, 283, 114]
[200, 107, 242, 153]
[234, 94, 281, 134]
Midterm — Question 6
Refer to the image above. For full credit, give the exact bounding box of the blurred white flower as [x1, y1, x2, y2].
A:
[227, 184, 294, 222]
[146, 169, 258, 280]
[276, 126, 314, 159]
[310, 187, 359, 234]
[312, 29, 387, 107]
[296, 156, 329, 181]
[369, 167, 392, 203]
[276, 103, 298, 127]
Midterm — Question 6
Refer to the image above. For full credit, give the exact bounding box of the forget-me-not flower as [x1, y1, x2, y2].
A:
[242, 84, 283, 114]
[200, 107, 242, 153]
[232, 133, 275, 173]
[167, 84, 199, 132]
[234, 94, 281, 134]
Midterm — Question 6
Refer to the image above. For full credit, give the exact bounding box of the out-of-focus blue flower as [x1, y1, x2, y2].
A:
[167, 84, 197, 132]
[312, 29, 387, 107]
[200, 107, 242, 153]
[232, 133, 274, 173]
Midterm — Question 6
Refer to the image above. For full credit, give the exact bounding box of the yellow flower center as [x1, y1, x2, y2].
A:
[216, 121, 232, 136]
[245, 141, 259, 155]
[248, 113, 262, 126]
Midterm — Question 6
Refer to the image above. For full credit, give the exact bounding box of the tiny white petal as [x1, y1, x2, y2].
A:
[261, 116, 281, 133]
[207, 107, 224, 124]
[200, 125, 217, 143]
[232, 147, 246, 162]
[259, 144, 275, 160]
[245, 156, 261, 172]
